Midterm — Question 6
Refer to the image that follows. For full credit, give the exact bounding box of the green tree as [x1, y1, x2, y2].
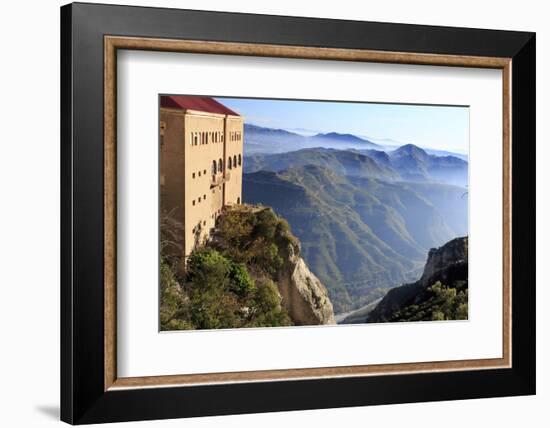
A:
[159, 256, 193, 330]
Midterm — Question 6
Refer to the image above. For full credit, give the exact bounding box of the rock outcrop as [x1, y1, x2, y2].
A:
[367, 236, 468, 323]
[213, 204, 335, 326]
[276, 238, 335, 325]
[420, 236, 468, 286]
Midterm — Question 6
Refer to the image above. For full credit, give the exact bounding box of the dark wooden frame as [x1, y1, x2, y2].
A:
[61, 2, 536, 424]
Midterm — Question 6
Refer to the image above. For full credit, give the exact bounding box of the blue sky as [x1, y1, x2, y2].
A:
[215, 97, 469, 154]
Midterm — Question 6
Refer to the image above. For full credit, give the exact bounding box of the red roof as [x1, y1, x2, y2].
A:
[160, 95, 239, 116]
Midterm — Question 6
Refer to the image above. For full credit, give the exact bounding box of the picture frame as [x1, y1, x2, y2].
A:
[60, 2, 535, 424]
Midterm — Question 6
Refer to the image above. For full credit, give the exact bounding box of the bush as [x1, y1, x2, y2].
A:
[229, 262, 256, 297]
[159, 256, 193, 330]
[390, 281, 468, 322]
[246, 278, 292, 327]
[159, 208, 295, 331]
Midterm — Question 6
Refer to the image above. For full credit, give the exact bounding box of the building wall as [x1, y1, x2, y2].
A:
[160, 107, 243, 259]
[224, 117, 244, 206]
[159, 108, 186, 255]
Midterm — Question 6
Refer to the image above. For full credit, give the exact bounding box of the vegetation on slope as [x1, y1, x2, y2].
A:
[387, 281, 468, 322]
[159, 208, 293, 331]
[366, 237, 468, 323]
[243, 164, 467, 313]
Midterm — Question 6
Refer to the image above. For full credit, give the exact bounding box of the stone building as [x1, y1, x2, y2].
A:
[159, 95, 243, 258]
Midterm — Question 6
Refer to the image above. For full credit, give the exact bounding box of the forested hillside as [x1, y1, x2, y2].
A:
[243, 162, 467, 313]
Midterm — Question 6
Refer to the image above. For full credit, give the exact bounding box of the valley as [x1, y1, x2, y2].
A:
[241, 128, 468, 314]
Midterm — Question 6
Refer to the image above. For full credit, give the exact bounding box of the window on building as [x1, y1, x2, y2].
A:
[159, 121, 166, 145]
[212, 160, 217, 175]
[228, 157, 232, 169]
[233, 155, 237, 167]
[198, 171, 201, 177]
[238, 154, 242, 166]
[218, 159, 223, 172]
[203, 220, 206, 226]
[221, 132, 224, 142]
[203, 169, 206, 175]
[192, 173, 195, 179]
[198, 197, 201, 202]
[237, 197, 240, 204]
[192, 200, 195, 206]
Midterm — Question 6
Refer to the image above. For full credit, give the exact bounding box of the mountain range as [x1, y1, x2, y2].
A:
[244, 124, 468, 187]
[240, 124, 468, 314]
[242, 162, 467, 313]
[244, 123, 382, 154]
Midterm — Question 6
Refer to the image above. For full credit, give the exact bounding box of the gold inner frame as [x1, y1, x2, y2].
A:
[104, 35, 512, 391]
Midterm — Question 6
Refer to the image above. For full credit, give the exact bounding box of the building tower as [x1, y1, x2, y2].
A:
[160, 95, 243, 258]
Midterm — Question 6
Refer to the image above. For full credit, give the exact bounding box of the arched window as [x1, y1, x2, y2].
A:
[212, 160, 217, 175]
[218, 158, 223, 172]
[233, 155, 237, 167]
[238, 154, 242, 166]
[228, 157, 232, 169]
[237, 197, 241, 204]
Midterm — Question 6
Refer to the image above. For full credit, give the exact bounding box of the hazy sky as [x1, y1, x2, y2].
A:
[215, 97, 469, 154]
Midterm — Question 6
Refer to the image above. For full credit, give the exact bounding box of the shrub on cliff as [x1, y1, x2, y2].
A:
[389, 281, 468, 322]
[159, 255, 194, 331]
[161, 248, 291, 330]
[211, 206, 296, 277]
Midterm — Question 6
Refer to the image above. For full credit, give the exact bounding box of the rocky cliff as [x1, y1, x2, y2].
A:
[420, 236, 468, 286]
[211, 205, 335, 326]
[366, 236, 468, 323]
[276, 233, 335, 325]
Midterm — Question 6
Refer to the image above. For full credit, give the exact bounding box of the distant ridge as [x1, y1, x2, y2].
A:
[244, 123, 467, 162]
[313, 132, 381, 147]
